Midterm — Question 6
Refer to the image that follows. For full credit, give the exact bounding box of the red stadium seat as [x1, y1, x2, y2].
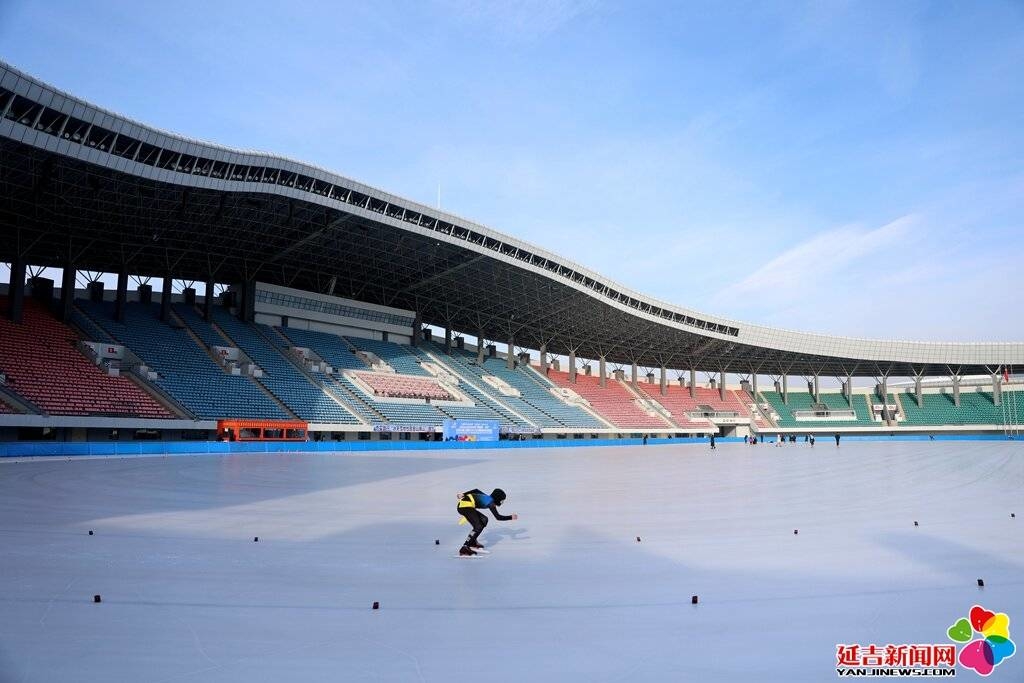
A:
[0, 297, 175, 418]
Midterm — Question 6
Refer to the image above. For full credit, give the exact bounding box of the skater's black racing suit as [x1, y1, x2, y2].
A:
[457, 489, 512, 548]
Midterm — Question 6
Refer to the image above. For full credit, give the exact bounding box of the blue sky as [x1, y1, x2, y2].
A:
[2, 0, 1022, 342]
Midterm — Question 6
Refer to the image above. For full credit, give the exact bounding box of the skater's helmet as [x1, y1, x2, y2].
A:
[490, 488, 506, 505]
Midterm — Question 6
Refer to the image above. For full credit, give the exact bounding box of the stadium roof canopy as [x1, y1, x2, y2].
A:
[2, 61, 1022, 378]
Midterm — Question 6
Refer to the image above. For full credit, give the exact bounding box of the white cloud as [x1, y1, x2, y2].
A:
[712, 214, 917, 305]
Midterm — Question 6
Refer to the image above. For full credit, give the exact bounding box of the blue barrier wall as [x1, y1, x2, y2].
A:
[0, 433, 1017, 458]
[0, 438, 705, 457]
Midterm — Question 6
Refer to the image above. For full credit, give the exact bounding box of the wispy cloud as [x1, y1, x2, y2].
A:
[712, 215, 917, 305]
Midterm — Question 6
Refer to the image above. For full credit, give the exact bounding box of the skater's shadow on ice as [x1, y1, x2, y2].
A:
[482, 526, 530, 547]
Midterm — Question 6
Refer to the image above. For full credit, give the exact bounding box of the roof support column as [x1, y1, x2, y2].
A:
[160, 276, 173, 323]
[782, 375, 789, 405]
[879, 376, 889, 422]
[631, 362, 638, 386]
[243, 279, 256, 323]
[689, 369, 696, 399]
[114, 269, 128, 323]
[599, 356, 607, 387]
[719, 370, 727, 402]
[507, 335, 515, 369]
[751, 373, 758, 399]
[813, 374, 820, 403]
[845, 374, 853, 405]
[444, 326, 452, 355]
[539, 344, 548, 374]
[915, 375, 923, 408]
[203, 279, 214, 322]
[411, 312, 421, 347]
[992, 371, 1002, 407]
[952, 373, 961, 408]
[6, 257, 26, 323]
[568, 350, 577, 383]
[476, 332, 485, 364]
[660, 365, 667, 396]
[26, 272, 51, 308]
[59, 263, 76, 323]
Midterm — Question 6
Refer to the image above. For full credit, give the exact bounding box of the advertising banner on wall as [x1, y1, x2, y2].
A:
[372, 424, 435, 433]
[500, 425, 543, 435]
[442, 419, 500, 442]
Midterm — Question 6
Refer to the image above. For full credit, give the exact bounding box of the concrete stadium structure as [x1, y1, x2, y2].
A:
[2, 60, 1023, 439]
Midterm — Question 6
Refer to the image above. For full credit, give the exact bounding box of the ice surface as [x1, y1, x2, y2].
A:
[1, 441, 1022, 682]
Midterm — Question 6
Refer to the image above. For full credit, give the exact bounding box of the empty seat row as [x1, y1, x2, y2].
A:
[0, 298, 174, 418]
[431, 343, 604, 428]
[899, 390, 1023, 426]
[546, 369, 669, 428]
[274, 327, 367, 371]
[760, 391, 875, 428]
[355, 372, 453, 400]
[207, 309, 362, 424]
[345, 336, 432, 376]
[77, 300, 287, 420]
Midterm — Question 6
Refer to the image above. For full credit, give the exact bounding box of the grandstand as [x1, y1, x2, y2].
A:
[636, 383, 760, 430]
[1, 59, 1023, 443]
[354, 372, 452, 400]
[0, 298, 173, 419]
[547, 370, 671, 429]
[208, 309, 362, 425]
[426, 343, 606, 429]
[273, 327, 366, 372]
[760, 390, 877, 429]
[77, 300, 288, 421]
[898, 390, 1024, 427]
[345, 337, 432, 376]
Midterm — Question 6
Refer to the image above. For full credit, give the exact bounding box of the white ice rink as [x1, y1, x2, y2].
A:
[1, 441, 1022, 682]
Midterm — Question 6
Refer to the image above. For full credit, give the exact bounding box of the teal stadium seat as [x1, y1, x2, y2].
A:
[77, 301, 287, 420]
[760, 391, 876, 428]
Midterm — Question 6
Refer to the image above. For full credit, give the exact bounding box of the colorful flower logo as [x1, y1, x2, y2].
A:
[947, 605, 1015, 676]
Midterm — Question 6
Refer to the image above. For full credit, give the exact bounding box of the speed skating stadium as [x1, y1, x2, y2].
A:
[1, 60, 1022, 682]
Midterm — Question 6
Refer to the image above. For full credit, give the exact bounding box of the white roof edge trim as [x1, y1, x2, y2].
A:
[3, 60, 1023, 365]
